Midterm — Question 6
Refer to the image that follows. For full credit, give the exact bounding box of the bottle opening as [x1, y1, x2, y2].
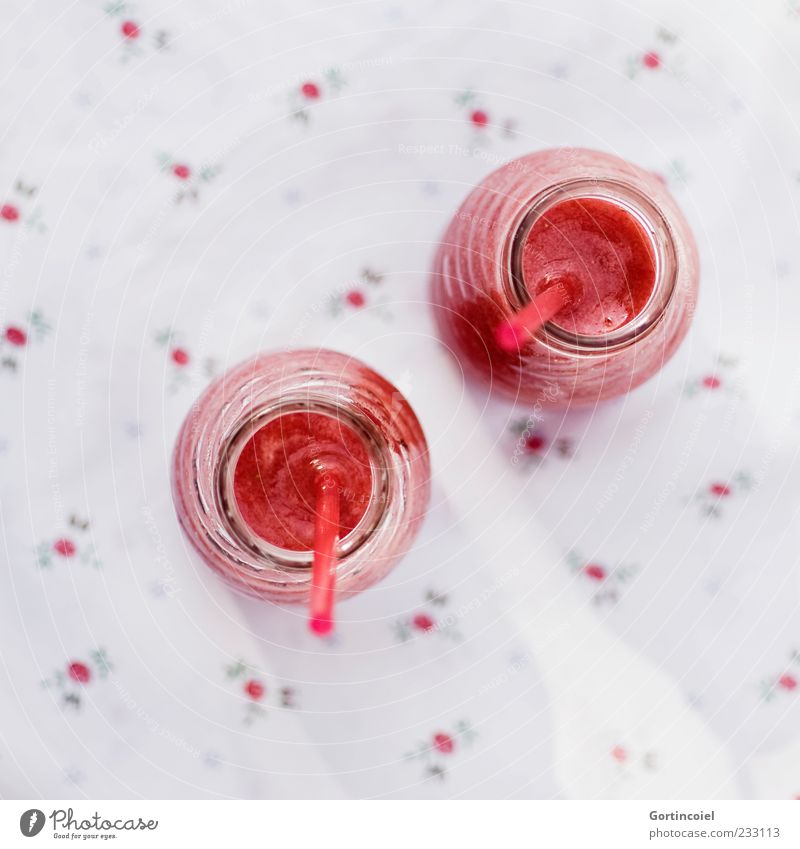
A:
[217, 401, 388, 569]
[507, 179, 677, 354]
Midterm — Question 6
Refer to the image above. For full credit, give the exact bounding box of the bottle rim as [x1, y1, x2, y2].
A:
[503, 177, 678, 356]
[216, 398, 390, 571]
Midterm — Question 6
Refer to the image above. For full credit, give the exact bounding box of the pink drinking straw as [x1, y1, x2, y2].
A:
[309, 473, 340, 636]
[495, 274, 582, 352]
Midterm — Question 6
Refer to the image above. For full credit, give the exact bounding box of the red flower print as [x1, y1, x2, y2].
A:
[1, 203, 19, 222]
[405, 720, 476, 780]
[643, 51, 661, 69]
[524, 434, 545, 453]
[5, 326, 27, 346]
[584, 564, 607, 581]
[511, 421, 574, 465]
[394, 590, 460, 642]
[226, 660, 295, 723]
[611, 745, 627, 763]
[301, 82, 320, 99]
[121, 20, 140, 40]
[53, 538, 77, 558]
[433, 732, 455, 754]
[696, 472, 752, 518]
[43, 649, 111, 710]
[36, 521, 100, 570]
[67, 662, 91, 684]
[568, 550, 636, 604]
[685, 356, 739, 399]
[156, 152, 220, 202]
[171, 347, 190, 366]
[244, 679, 265, 700]
[154, 328, 202, 392]
[758, 651, 800, 702]
[345, 290, 366, 308]
[412, 613, 435, 632]
[470, 109, 489, 128]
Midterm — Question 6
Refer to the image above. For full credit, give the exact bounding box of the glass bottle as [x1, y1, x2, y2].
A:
[431, 148, 699, 405]
[172, 349, 431, 603]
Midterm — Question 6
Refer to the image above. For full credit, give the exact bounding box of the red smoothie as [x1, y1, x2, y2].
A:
[521, 197, 657, 335]
[232, 412, 373, 551]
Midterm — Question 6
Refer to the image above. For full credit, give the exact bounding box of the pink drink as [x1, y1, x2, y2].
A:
[232, 412, 374, 551]
[172, 349, 431, 604]
[431, 148, 699, 405]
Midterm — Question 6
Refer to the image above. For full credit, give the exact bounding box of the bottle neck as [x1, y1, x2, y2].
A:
[215, 399, 390, 570]
[503, 178, 678, 355]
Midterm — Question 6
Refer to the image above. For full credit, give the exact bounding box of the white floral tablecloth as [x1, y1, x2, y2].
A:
[1, 0, 799, 799]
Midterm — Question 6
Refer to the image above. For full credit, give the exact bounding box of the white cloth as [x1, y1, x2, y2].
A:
[1, 0, 799, 799]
